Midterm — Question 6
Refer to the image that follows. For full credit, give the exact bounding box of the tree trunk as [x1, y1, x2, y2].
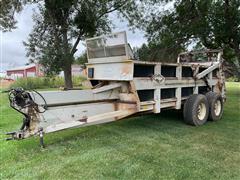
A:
[63, 62, 73, 88]
[61, 21, 73, 88]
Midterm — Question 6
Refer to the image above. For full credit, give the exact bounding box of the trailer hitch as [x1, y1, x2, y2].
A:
[5, 131, 24, 141]
[5, 128, 45, 148]
[5, 88, 47, 146]
[5, 131, 16, 141]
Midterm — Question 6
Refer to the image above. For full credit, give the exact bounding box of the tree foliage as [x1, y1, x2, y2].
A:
[0, 0, 26, 32]
[134, 42, 184, 62]
[75, 52, 88, 65]
[143, 0, 240, 78]
[1, 0, 157, 87]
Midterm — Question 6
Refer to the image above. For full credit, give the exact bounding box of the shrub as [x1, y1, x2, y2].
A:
[9, 76, 86, 90]
[226, 76, 240, 82]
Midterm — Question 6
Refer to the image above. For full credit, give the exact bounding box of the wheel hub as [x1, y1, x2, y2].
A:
[197, 103, 207, 120]
[214, 100, 221, 116]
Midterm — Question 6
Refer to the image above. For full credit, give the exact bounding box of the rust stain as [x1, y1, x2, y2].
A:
[121, 64, 132, 75]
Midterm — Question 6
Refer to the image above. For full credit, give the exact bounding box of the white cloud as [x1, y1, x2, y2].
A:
[1, 5, 34, 71]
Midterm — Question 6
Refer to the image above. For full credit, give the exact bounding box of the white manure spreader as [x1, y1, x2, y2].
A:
[6, 32, 226, 147]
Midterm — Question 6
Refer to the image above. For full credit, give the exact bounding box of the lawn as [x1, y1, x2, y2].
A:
[0, 82, 239, 179]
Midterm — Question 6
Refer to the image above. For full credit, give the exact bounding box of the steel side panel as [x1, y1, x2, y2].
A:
[133, 78, 218, 90]
[88, 56, 128, 64]
[31, 89, 119, 106]
[40, 102, 116, 129]
[87, 61, 133, 81]
[45, 109, 136, 133]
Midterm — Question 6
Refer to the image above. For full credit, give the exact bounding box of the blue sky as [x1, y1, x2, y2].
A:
[0, 5, 147, 72]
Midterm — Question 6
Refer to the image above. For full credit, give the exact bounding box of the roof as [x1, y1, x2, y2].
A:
[7, 64, 36, 71]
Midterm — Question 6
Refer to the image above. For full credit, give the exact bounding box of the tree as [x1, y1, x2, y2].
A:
[0, 0, 26, 32]
[134, 42, 185, 62]
[1, 0, 156, 88]
[143, 0, 240, 79]
[75, 52, 88, 65]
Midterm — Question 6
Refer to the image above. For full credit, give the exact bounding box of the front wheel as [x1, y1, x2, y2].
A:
[183, 94, 209, 126]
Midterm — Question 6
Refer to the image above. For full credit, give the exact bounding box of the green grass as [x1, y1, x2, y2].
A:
[9, 76, 86, 90]
[0, 82, 240, 179]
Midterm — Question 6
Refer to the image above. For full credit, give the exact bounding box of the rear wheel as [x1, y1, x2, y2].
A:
[206, 92, 224, 121]
[183, 94, 209, 126]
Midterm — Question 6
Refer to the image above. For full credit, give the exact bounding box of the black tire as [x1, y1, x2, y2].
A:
[183, 94, 209, 126]
[206, 92, 224, 121]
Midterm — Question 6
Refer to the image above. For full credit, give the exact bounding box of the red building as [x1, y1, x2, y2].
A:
[6, 64, 44, 79]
